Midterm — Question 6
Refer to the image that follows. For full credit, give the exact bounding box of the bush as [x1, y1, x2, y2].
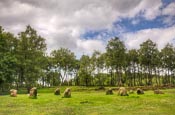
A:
[154, 89, 164, 94]
[106, 88, 113, 95]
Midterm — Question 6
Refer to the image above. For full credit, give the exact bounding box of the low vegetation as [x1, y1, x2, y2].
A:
[0, 87, 175, 115]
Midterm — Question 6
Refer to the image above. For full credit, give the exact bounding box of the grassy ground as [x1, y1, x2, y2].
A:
[0, 87, 175, 115]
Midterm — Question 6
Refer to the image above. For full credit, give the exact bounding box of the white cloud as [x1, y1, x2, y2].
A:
[76, 39, 105, 55]
[162, 2, 175, 16]
[140, 0, 162, 20]
[123, 26, 175, 50]
[0, 0, 174, 58]
[131, 19, 140, 25]
[116, 0, 163, 20]
[162, 2, 175, 25]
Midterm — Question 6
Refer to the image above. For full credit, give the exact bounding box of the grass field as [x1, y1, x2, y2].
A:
[0, 87, 175, 115]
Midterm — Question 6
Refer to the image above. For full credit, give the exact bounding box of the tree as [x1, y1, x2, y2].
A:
[106, 37, 126, 86]
[17, 25, 47, 88]
[42, 56, 60, 87]
[73, 59, 80, 86]
[51, 48, 76, 85]
[139, 39, 158, 85]
[0, 26, 18, 91]
[161, 43, 175, 85]
[78, 55, 92, 86]
[91, 51, 106, 86]
[127, 49, 139, 86]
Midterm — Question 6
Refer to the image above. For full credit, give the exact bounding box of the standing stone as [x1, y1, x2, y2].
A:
[10, 89, 17, 97]
[137, 88, 144, 95]
[63, 88, 71, 98]
[54, 88, 60, 95]
[118, 87, 128, 96]
[29, 87, 37, 99]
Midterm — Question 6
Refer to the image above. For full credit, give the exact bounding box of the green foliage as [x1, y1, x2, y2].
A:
[1, 24, 175, 88]
[106, 37, 126, 68]
[161, 43, 175, 70]
[139, 39, 159, 85]
[78, 55, 92, 86]
[106, 37, 126, 86]
[0, 26, 17, 89]
[51, 48, 76, 85]
[17, 25, 47, 87]
[139, 39, 159, 67]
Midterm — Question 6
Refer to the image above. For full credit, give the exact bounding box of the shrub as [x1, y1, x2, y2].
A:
[106, 88, 113, 95]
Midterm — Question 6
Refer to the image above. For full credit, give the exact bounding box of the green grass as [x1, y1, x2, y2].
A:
[0, 87, 175, 115]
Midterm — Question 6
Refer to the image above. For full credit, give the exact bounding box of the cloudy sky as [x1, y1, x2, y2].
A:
[0, 0, 175, 58]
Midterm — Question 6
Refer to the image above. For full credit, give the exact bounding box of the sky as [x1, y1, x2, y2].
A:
[0, 0, 175, 58]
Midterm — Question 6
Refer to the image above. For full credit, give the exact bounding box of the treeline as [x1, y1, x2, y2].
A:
[1, 25, 175, 91]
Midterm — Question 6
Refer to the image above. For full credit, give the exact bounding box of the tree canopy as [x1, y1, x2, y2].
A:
[1, 25, 175, 91]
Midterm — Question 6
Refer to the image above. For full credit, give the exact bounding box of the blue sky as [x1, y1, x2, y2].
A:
[83, 0, 175, 41]
[0, 0, 175, 57]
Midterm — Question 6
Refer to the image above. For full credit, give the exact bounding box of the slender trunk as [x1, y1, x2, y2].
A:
[110, 70, 113, 86]
[20, 67, 24, 87]
[168, 69, 170, 85]
[52, 74, 54, 86]
[116, 68, 120, 86]
[138, 65, 142, 86]
[155, 68, 158, 86]
[16, 82, 19, 90]
[1, 85, 4, 92]
[85, 77, 88, 86]
[145, 67, 148, 86]
[158, 68, 161, 86]
[148, 65, 152, 86]
[133, 64, 136, 86]
[140, 65, 143, 86]
[42, 77, 45, 87]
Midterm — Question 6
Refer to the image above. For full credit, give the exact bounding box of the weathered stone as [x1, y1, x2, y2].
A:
[29, 87, 37, 99]
[10, 89, 17, 97]
[54, 88, 60, 95]
[63, 88, 71, 98]
[118, 87, 128, 96]
[137, 88, 144, 95]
